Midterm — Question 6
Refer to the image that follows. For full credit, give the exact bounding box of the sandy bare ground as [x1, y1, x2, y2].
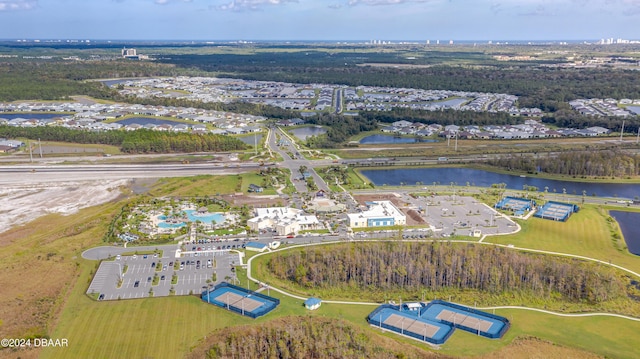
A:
[0, 179, 129, 233]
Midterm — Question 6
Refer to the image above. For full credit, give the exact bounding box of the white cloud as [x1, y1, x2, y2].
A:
[347, 0, 429, 5]
[154, 0, 193, 5]
[0, 0, 37, 11]
[518, 4, 552, 16]
[621, 0, 640, 15]
[216, 0, 298, 11]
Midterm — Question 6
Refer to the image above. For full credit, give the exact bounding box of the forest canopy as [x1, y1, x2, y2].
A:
[487, 150, 640, 178]
[194, 316, 443, 359]
[0, 126, 247, 153]
[266, 242, 628, 305]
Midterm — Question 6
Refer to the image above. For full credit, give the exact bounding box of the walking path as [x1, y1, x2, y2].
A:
[246, 239, 640, 321]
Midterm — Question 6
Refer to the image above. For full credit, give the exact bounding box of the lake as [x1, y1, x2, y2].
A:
[627, 106, 640, 115]
[360, 167, 640, 199]
[0, 113, 73, 120]
[101, 78, 152, 87]
[610, 211, 640, 256]
[432, 97, 469, 107]
[116, 117, 185, 126]
[360, 135, 439, 144]
[290, 126, 327, 140]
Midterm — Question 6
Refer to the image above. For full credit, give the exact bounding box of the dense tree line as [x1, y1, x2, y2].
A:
[195, 316, 443, 359]
[163, 53, 640, 108]
[2, 56, 639, 147]
[360, 108, 519, 127]
[267, 242, 625, 304]
[0, 60, 186, 102]
[488, 150, 640, 177]
[0, 126, 246, 153]
[0, 63, 116, 101]
[304, 113, 378, 147]
[542, 111, 640, 133]
[116, 95, 299, 120]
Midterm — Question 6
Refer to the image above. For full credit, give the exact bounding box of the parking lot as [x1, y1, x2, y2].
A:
[398, 194, 517, 238]
[88, 246, 240, 300]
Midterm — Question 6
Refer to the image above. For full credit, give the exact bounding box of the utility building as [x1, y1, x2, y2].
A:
[347, 201, 406, 228]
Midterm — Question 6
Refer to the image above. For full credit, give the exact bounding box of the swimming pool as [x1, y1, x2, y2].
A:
[184, 210, 225, 224]
[157, 210, 225, 228]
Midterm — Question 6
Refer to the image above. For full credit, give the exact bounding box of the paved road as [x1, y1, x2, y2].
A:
[82, 244, 181, 260]
[0, 163, 257, 184]
[267, 127, 331, 193]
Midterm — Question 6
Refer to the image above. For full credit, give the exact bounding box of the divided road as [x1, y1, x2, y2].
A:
[0, 163, 258, 184]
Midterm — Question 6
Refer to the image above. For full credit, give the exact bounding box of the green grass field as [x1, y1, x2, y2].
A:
[43, 258, 640, 359]
[486, 205, 640, 274]
[10, 175, 640, 359]
[440, 308, 640, 358]
[149, 173, 279, 197]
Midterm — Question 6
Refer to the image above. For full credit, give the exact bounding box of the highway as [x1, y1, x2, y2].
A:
[0, 163, 259, 184]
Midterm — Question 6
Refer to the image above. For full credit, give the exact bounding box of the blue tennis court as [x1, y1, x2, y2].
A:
[495, 196, 535, 214]
[421, 300, 509, 339]
[202, 282, 279, 318]
[534, 201, 579, 222]
[367, 305, 454, 345]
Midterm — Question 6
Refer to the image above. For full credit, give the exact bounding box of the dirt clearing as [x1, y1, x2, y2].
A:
[0, 179, 128, 234]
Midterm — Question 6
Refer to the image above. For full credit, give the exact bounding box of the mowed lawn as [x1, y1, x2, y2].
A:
[487, 205, 640, 274]
[150, 175, 243, 197]
[289, 298, 640, 359]
[43, 282, 257, 358]
[149, 173, 277, 197]
[437, 307, 640, 358]
[42, 251, 640, 359]
[31, 192, 640, 358]
[42, 263, 308, 358]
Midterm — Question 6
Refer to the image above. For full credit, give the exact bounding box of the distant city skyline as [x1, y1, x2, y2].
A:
[1, 0, 640, 41]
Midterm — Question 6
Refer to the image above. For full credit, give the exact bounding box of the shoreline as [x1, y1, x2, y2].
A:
[354, 164, 640, 185]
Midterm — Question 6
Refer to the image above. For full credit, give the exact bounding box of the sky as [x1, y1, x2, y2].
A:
[1, 0, 640, 41]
